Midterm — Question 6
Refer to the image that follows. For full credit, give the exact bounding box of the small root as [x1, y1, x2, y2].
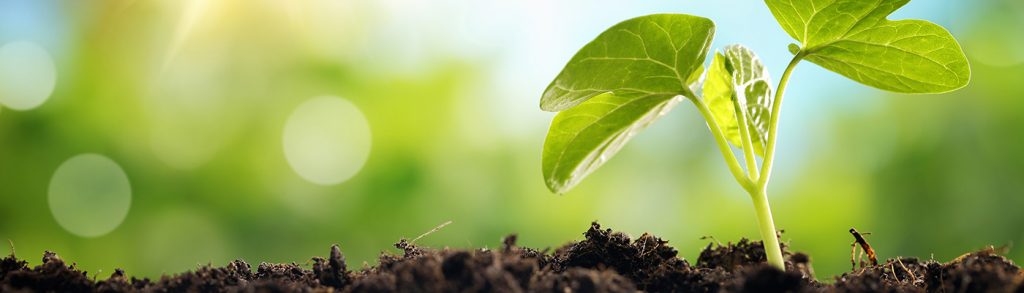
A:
[897, 258, 919, 284]
[850, 242, 858, 271]
[411, 220, 454, 244]
[889, 263, 898, 280]
[700, 235, 723, 247]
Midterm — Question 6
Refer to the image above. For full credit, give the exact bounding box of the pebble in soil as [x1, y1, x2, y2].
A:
[1, 222, 1021, 292]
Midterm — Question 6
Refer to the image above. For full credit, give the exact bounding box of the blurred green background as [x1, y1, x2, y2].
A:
[1, 0, 1022, 280]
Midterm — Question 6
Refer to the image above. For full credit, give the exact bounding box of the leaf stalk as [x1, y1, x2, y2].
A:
[689, 96, 755, 192]
[758, 52, 804, 187]
[732, 95, 760, 181]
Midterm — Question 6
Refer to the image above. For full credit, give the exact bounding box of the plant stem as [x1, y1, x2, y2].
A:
[747, 52, 803, 270]
[693, 51, 803, 271]
[750, 187, 785, 269]
[732, 96, 759, 181]
[758, 53, 804, 187]
[689, 97, 754, 191]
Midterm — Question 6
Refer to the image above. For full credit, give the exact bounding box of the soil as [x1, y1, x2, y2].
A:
[1, 222, 1021, 292]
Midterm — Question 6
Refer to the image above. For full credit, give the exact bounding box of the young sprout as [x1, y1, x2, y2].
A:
[538, 0, 970, 269]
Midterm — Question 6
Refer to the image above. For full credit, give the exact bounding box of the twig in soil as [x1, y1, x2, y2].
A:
[638, 233, 662, 257]
[700, 235, 723, 247]
[850, 241, 869, 271]
[640, 237, 648, 256]
[896, 258, 919, 284]
[411, 220, 454, 244]
[858, 247, 866, 268]
[889, 263, 898, 280]
[849, 228, 878, 268]
[850, 242, 857, 271]
[6, 239, 13, 256]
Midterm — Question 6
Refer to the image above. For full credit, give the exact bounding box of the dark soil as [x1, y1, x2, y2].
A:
[2, 222, 1021, 292]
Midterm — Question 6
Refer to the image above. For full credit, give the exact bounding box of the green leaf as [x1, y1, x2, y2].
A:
[702, 45, 774, 156]
[539, 14, 716, 193]
[542, 91, 682, 193]
[703, 53, 739, 147]
[686, 64, 705, 89]
[765, 0, 970, 93]
[539, 14, 715, 112]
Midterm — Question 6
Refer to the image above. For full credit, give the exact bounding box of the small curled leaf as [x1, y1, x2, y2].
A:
[702, 45, 773, 156]
[787, 43, 800, 55]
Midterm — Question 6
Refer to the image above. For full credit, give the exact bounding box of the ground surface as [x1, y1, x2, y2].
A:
[1, 222, 1021, 292]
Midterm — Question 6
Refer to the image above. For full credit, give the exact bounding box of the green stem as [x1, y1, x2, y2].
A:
[693, 51, 803, 271]
[750, 187, 785, 269]
[732, 96, 759, 181]
[747, 52, 803, 270]
[758, 53, 804, 187]
[689, 97, 754, 191]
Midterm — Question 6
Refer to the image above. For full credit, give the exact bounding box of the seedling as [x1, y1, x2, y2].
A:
[538, 0, 969, 269]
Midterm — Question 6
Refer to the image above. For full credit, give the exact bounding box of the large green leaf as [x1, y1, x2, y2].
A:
[703, 45, 774, 156]
[542, 91, 682, 193]
[539, 14, 715, 112]
[765, 0, 970, 93]
[539, 14, 715, 193]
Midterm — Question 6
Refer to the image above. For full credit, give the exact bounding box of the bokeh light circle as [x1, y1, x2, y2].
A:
[0, 41, 57, 110]
[283, 96, 371, 185]
[48, 154, 132, 237]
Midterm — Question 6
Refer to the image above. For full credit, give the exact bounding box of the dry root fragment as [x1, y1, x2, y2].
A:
[849, 228, 878, 270]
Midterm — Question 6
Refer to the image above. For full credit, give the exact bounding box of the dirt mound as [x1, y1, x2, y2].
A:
[1, 222, 1019, 292]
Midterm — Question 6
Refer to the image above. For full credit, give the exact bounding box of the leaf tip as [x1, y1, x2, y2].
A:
[544, 177, 570, 195]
